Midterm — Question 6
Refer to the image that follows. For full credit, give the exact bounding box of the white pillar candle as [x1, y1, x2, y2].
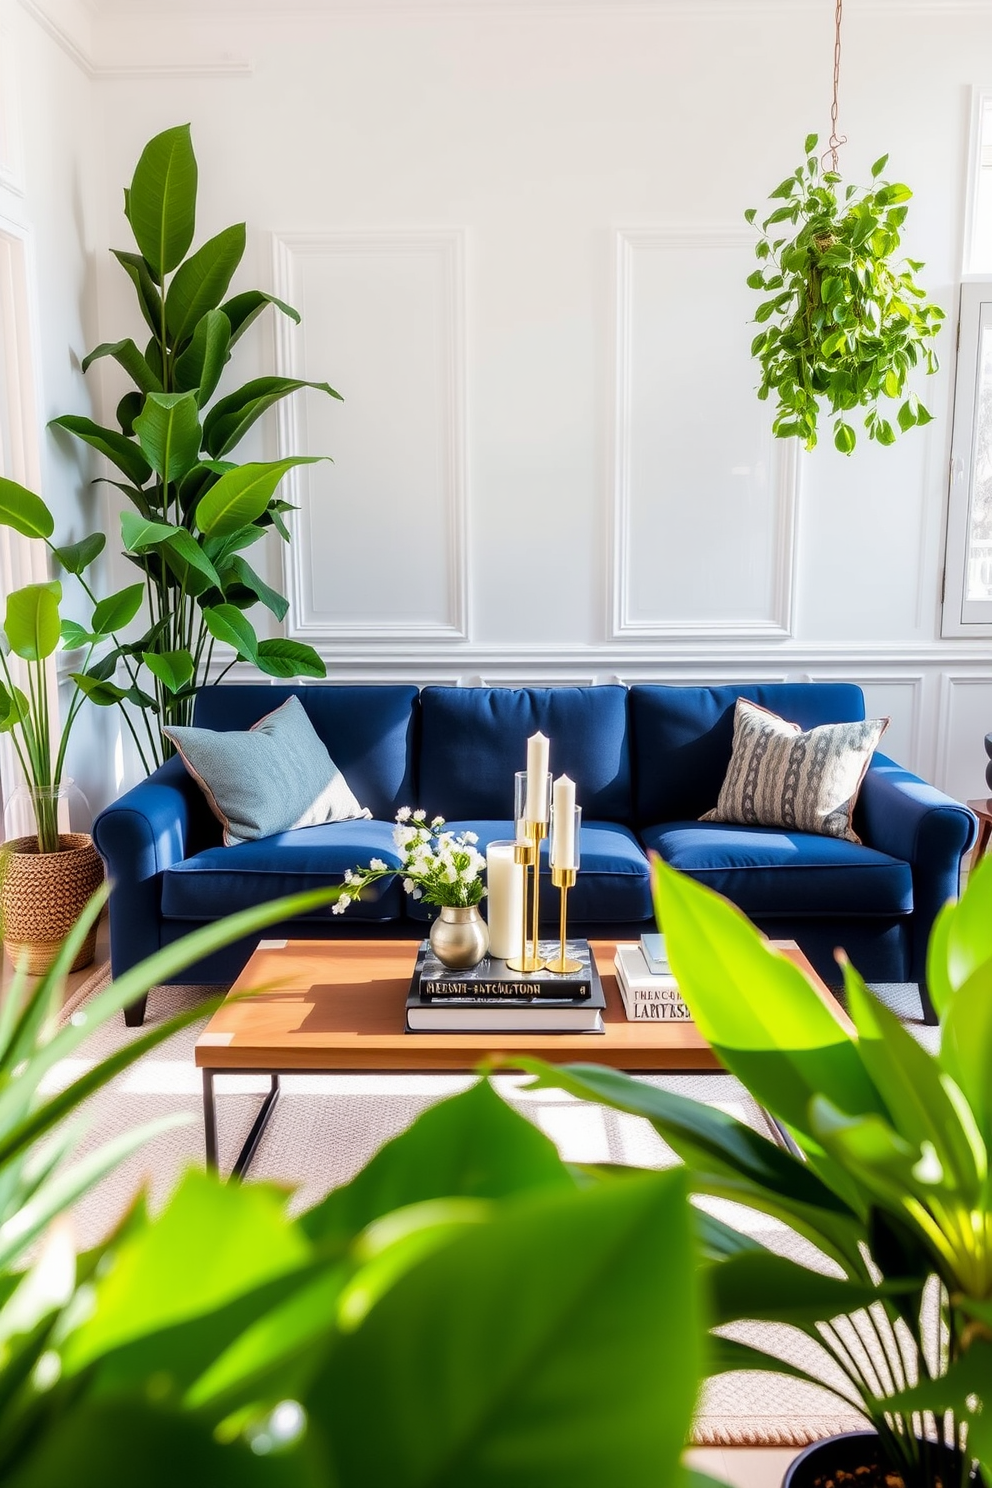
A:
[525, 731, 550, 822]
[486, 841, 525, 960]
[551, 774, 577, 868]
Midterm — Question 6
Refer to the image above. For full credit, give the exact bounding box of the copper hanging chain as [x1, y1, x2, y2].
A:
[824, 0, 847, 173]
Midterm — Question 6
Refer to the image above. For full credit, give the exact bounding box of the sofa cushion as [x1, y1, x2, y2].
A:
[699, 699, 888, 845]
[629, 683, 867, 827]
[161, 818, 407, 922]
[402, 820, 652, 925]
[191, 684, 418, 821]
[417, 687, 632, 824]
[165, 696, 371, 846]
[641, 820, 912, 918]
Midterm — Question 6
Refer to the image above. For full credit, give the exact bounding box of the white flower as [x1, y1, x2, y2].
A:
[402, 877, 416, 894]
[431, 815, 445, 828]
[396, 806, 412, 823]
[412, 887, 423, 899]
[463, 831, 478, 844]
[413, 808, 427, 822]
[343, 868, 355, 884]
[368, 857, 387, 872]
[394, 825, 418, 849]
[339, 892, 352, 908]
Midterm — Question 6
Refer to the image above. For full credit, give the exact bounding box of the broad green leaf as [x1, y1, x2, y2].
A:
[133, 391, 202, 481]
[110, 249, 163, 338]
[159, 527, 222, 592]
[174, 308, 231, 405]
[142, 649, 194, 693]
[871, 153, 889, 178]
[222, 555, 289, 620]
[80, 338, 162, 394]
[804, 133, 818, 154]
[304, 1080, 572, 1248]
[202, 524, 266, 564]
[220, 288, 300, 346]
[7, 1397, 305, 1488]
[0, 477, 54, 540]
[59, 618, 94, 649]
[651, 858, 888, 1142]
[116, 389, 145, 437]
[708, 1246, 900, 1328]
[201, 603, 259, 660]
[308, 1170, 701, 1488]
[195, 458, 321, 538]
[203, 377, 343, 459]
[843, 959, 985, 1197]
[255, 638, 325, 679]
[877, 183, 912, 206]
[165, 223, 246, 348]
[53, 533, 105, 574]
[4, 582, 61, 661]
[939, 981, 992, 1149]
[91, 583, 145, 636]
[833, 421, 856, 454]
[70, 673, 126, 706]
[49, 415, 152, 488]
[63, 1170, 311, 1373]
[120, 510, 175, 552]
[126, 123, 197, 280]
[515, 1058, 865, 1271]
[0, 682, 28, 731]
[897, 399, 917, 432]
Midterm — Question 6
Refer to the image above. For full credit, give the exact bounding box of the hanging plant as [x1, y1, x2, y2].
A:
[745, 139, 944, 454]
[744, 0, 943, 455]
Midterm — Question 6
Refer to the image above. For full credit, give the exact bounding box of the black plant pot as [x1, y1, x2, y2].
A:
[783, 1430, 974, 1488]
[985, 730, 992, 791]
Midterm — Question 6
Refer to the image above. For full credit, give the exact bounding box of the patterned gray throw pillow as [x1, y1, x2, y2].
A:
[165, 695, 371, 846]
[699, 698, 888, 844]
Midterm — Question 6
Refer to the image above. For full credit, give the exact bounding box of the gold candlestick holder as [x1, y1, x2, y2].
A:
[546, 866, 581, 974]
[506, 819, 547, 973]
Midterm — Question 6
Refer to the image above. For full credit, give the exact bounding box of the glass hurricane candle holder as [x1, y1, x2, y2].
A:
[508, 769, 551, 973]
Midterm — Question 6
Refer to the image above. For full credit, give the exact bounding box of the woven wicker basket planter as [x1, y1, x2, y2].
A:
[0, 834, 104, 974]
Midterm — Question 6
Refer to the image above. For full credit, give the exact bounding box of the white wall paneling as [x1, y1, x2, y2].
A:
[274, 230, 468, 644]
[612, 229, 797, 639]
[936, 673, 992, 804]
[0, 13, 24, 194]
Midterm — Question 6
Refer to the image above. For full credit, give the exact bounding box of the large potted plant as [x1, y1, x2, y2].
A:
[49, 123, 338, 766]
[0, 885, 705, 1485]
[521, 856, 992, 1488]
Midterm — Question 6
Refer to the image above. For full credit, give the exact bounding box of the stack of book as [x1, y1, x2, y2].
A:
[406, 941, 606, 1032]
[613, 934, 692, 1022]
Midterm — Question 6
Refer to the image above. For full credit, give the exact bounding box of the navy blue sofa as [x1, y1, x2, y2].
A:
[93, 682, 977, 1026]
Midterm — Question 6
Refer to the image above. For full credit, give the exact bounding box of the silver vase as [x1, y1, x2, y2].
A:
[429, 904, 490, 969]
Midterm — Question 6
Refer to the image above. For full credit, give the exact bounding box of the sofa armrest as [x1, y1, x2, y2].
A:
[858, 754, 977, 984]
[92, 756, 210, 977]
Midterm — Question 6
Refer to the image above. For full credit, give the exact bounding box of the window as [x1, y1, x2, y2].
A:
[943, 282, 992, 634]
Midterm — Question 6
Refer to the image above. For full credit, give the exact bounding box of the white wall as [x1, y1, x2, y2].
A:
[6, 0, 992, 811]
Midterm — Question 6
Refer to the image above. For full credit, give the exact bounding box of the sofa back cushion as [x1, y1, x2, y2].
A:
[417, 686, 633, 823]
[192, 685, 418, 820]
[629, 683, 867, 826]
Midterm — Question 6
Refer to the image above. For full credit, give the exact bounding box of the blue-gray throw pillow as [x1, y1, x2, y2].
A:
[165, 695, 371, 846]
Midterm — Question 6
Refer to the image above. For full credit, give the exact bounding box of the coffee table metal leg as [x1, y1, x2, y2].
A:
[231, 1073, 280, 1183]
[203, 1069, 218, 1172]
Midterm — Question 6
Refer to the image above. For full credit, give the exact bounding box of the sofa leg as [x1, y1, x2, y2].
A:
[124, 994, 148, 1028]
[918, 982, 938, 1027]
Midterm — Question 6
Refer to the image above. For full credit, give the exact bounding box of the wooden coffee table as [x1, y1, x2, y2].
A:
[195, 936, 828, 1179]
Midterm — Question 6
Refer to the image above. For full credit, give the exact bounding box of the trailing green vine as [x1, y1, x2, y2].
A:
[746, 134, 944, 454]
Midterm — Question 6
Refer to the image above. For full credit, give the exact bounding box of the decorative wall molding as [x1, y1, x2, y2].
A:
[0, 17, 24, 196]
[935, 671, 992, 798]
[612, 227, 798, 641]
[273, 229, 468, 644]
[18, 0, 253, 76]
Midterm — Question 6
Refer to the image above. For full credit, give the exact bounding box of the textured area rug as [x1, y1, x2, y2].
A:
[49, 967, 934, 1448]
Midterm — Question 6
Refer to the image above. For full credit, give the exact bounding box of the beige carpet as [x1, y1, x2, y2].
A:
[50, 964, 934, 1447]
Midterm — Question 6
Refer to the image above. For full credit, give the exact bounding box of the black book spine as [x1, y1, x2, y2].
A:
[418, 976, 592, 1003]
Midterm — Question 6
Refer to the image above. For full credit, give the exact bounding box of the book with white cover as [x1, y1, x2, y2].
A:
[614, 945, 692, 1022]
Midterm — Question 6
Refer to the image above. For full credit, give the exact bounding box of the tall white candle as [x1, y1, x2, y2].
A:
[525, 731, 550, 822]
[551, 774, 577, 868]
[486, 841, 524, 960]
